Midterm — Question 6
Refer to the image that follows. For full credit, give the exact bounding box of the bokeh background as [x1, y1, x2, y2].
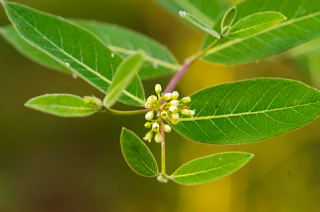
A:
[0, 0, 320, 211]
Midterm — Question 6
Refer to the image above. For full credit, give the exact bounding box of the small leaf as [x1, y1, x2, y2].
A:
[221, 6, 237, 35]
[104, 54, 144, 108]
[25, 94, 98, 117]
[2, 2, 145, 107]
[228, 11, 287, 38]
[1, 26, 70, 74]
[179, 11, 221, 39]
[173, 78, 320, 144]
[172, 152, 253, 185]
[120, 128, 159, 177]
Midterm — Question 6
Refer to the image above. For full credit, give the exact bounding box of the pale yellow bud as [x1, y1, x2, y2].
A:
[144, 122, 152, 128]
[171, 118, 179, 125]
[163, 124, 172, 133]
[181, 96, 191, 103]
[152, 122, 160, 132]
[154, 132, 163, 143]
[169, 105, 178, 113]
[155, 84, 162, 94]
[171, 113, 179, 120]
[163, 93, 172, 101]
[145, 111, 154, 121]
[170, 100, 179, 106]
[172, 91, 179, 100]
[144, 102, 152, 109]
[143, 131, 153, 142]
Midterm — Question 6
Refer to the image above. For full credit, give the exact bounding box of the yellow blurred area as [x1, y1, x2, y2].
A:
[0, 0, 319, 212]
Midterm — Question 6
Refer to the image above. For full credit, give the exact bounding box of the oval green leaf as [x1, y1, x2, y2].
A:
[2, 2, 145, 107]
[228, 11, 287, 38]
[25, 94, 98, 117]
[75, 20, 179, 79]
[179, 11, 221, 39]
[0, 26, 70, 74]
[104, 54, 144, 108]
[203, 0, 320, 65]
[173, 78, 320, 144]
[120, 128, 159, 177]
[172, 152, 253, 185]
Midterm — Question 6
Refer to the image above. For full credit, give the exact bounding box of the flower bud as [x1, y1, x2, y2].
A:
[163, 93, 172, 101]
[152, 122, 160, 132]
[169, 105, 178, 113]
[143, 131, 153, 142]
[160, 111, 168, 119]
[147, 95, 157, 103]
[170, 100, 179, 106]
[154, 132, 163, 143]
[171, 118, 179, 125]
[144, 102, 152, 109]
[163, 124, 172, 133]
[181, 96, 191, 103]
[171, 113, 179, 120]
[172, 91, 179, 100]
[145, 111, 154, 121]
[155, 84, 162, 94]
[144, 122, 152, 128]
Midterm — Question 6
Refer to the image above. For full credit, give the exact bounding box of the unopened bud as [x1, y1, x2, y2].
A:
[163, 124, 172, 133]
[155, 131, 163, 143]
[145, 111, 154, 121]
[143, 131, 153, 142]
[163, 93, 172, 101]
[144, 122, 152, 128]
[172, 91, 179, 100]
[155, 84, 162, 94]
[169, 105, 178, 113]
[152, 122, 160, 132]
[170, 100, 179, 106]
[181, 96, 191, 103]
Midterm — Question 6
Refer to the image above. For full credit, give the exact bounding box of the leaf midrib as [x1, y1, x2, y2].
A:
[206, 11, 320, 55]
[32, 104, 96, 111]
[8, 7, 145, 105]
[173, 159, 244, 179]
[108, 45, 180, 70]
[179, 101, 320, 121]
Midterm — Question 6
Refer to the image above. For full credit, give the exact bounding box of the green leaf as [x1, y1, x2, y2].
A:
[1, 25, 70, 74]
[75, 20, 179, 79]
[203, 0, 320, 65]
[172, 152, 253, 185]
[173, 78, 320, 144]
[156, 0, 229, 27]
[228, 12, 287, 38]
[104, 54, 144, 108]
[179, 11, 221, 39]
[221, 6, 237, 35]
[25, 94, 98, 117]
[2, 2, 145, 107]
[120, 128, 159, 177]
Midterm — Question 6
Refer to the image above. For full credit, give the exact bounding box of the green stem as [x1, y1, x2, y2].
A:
[160, 121, 166, 174]
[188, 38, 221, 65]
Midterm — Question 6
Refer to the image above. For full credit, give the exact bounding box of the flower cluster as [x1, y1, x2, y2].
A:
[143, 84, 195, 143]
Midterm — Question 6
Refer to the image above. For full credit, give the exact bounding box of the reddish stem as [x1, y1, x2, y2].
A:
[164, 60, 191, 94]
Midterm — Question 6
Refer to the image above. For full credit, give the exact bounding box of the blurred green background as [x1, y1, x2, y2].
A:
[0, 0, 320, 211]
